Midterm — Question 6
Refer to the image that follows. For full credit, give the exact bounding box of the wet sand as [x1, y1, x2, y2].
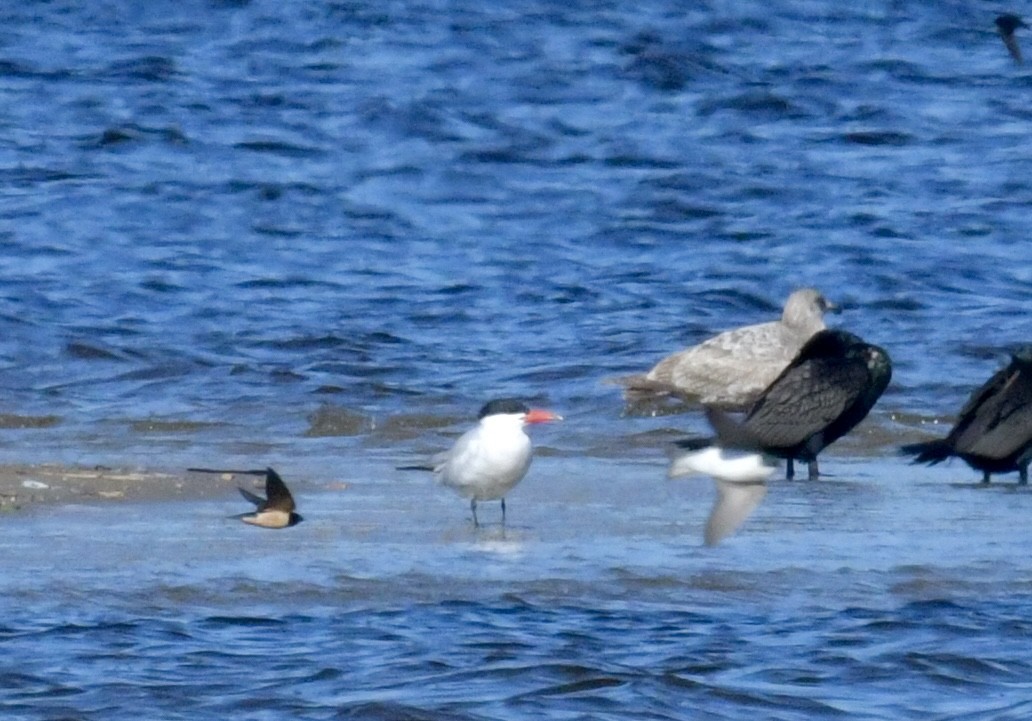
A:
[0, 465, 247, 511]
[0, 410, 960, 515]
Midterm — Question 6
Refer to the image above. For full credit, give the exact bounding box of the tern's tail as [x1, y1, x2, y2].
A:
[900, 439, 952, 465]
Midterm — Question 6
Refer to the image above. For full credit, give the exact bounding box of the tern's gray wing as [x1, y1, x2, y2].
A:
[433, 424, 480, 472]
[705, 480, 767, 546]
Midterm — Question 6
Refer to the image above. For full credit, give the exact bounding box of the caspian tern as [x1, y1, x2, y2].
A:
[398, 398, 562, 526]
[902, 347, 1032, 484]
[618, 288, 836, 410]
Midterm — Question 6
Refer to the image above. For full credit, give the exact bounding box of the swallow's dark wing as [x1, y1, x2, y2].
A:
[238, 486, 267, 508]
[263, 468, 297, 513]
[672, 435, 715, 451]
[744, 357, 870, 449]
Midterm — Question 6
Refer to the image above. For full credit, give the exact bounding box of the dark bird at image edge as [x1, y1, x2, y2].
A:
[901, 347, 1032, 484]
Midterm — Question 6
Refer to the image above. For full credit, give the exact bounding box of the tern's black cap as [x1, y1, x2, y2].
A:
[478, 398, 531, 419]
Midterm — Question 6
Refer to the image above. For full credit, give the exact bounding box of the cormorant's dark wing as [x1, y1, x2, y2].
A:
[950, 364, 1015, 436]
[818, 344, 891, 449]
[955, 360, 1032, 458]
[744, 357, 871, 448]
[263, 468, 297, 513]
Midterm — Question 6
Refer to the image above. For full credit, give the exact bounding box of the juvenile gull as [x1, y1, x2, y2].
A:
[621, 288, 835, 410]
[901, 348, 1032, 484]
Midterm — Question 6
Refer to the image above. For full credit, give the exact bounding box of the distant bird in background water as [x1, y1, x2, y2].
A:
[618, 288, 836, 410]
[189, 467, 303, 528]
[398, 399, 562, 527]
[996, 14, 1027, 64]
[671, 329, 892, 482]
[901, 348, 1032, 484]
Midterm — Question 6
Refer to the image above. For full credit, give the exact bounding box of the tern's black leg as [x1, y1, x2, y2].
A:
[982, 471, 991, 484]
[1020, 465, 1028, 485]
[501, 497, 506, 525]
[807, 459, 819, 481]
[470, 498, 479, 527]
[786, 458, 795, 480]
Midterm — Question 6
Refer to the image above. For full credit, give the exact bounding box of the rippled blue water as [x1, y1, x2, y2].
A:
[3, 0, 1032, 718]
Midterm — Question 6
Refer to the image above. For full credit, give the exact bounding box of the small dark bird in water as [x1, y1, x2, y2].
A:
[996, 14, 1027, 64]
[672, 329, 892, 482]
[901, 348, 1032, 484]
[189, 466, 303, 528]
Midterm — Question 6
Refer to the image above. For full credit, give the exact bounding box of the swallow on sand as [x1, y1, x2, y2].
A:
[189, 466, 303, 528]
[997, 14, 1027, 64]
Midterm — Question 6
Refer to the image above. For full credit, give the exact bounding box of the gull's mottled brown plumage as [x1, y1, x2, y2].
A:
[620, 289, 835, 410]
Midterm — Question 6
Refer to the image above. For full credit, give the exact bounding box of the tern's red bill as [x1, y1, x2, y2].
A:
[525, 409, 562, 424]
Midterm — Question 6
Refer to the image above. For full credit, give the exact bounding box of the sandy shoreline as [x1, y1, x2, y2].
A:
[0, 465, 248, 512]
[0, 409, 968, 514]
